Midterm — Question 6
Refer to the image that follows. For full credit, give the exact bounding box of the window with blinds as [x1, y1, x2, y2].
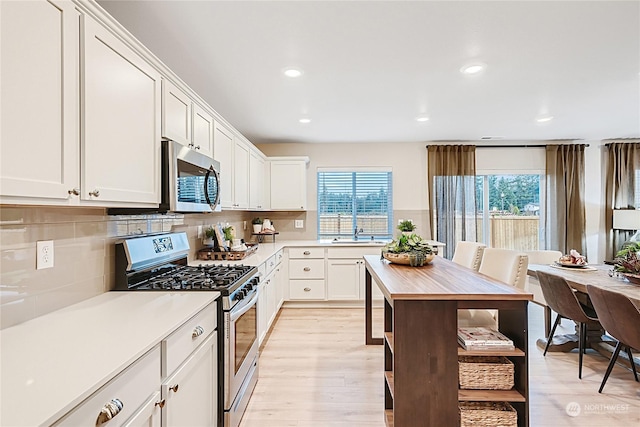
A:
[317, 169, 393, 239]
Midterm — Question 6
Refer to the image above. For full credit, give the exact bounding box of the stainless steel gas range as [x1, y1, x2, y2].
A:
[115, 232, 259, 427]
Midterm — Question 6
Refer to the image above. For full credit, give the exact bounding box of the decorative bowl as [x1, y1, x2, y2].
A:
[382, 252, 435, 266]
[623, 273, 640, 285]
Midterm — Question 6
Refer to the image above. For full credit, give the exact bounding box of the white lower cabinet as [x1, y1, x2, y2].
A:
[52, 301, 218, 427]
[53, 346, 162, 427]
[258, 249, 285, 345]
[162, 333, 217, 427]
[122, 391, 162, 427]
[327, 259, 362, 300]
[327, 247, 384, 301]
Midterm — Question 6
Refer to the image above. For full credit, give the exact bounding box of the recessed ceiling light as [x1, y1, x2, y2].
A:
[299, 118, 311, 124]
[536, 115, 554, 123]
[460, 63, 486, 75]
[415, 115, 430, 122]
[283, 68, 303, 78]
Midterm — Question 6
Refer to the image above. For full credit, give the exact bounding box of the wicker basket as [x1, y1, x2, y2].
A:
[459, 402, 517, 427]
[197, 243, 258, 261]
[458, 356, 514, 390]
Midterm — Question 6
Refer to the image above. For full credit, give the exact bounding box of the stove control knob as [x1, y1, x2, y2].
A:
[235, 291, 245, 301]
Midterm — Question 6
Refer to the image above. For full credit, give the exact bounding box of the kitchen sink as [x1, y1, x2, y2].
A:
[330, 239, 387, 245]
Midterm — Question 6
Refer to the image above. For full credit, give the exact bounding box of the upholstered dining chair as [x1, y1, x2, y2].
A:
[451, 241, 486, 271]
[457, 247, 528, 328]
[524, 250, 563, 335]
[536, 271, 598, 379]
[586, 285, 640, 393]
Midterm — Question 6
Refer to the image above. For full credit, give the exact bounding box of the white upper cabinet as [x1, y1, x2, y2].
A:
[0, 0, 79, 203]
[162, 79, 192, 146]
[213, 120, 234, 208]
[269, 158, 309, 210]
[81, 14, 161, 205]
[233, 136, 250, 209]
[249, 149, 266, 210]
[192, 104, 214, 158]
[162, 80, 214, 158]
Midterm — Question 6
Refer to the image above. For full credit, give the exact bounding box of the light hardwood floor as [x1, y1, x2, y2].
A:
[240, 304, 640, 426]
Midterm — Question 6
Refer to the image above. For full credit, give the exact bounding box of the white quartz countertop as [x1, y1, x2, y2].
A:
[191, 239, 444, 267]
[0, 292, 219, 427]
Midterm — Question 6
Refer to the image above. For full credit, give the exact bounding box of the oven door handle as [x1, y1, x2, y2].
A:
[230, 292, 258, 322]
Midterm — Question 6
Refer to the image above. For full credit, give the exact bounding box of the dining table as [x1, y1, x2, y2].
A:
[527, 263, 640, 364]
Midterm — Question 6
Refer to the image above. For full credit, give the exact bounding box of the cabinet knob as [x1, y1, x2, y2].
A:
[169, 384, 179, 393]
[194, 145, 200, 150]
[192, 325, 204, 338]
[89, 189, 100, 197]
[68, 188, 79, 196]
[303, 251, 311, 255]
[304, 287, 311, 292]
[96, 398, 123, 424]
[155, 399, 166, 409]
[303, 267, 311, 272]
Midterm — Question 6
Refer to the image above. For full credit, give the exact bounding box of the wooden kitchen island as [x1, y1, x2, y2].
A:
[363, 255, 533, 427]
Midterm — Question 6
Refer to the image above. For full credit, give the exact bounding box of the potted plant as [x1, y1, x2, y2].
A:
[397, 220, 417, 235]
[613, 241, 640, 284]
[223, 225, 234, 246]
[381, 233, 434, 267]
[203, 226, 216, 246]
[252, 218, 263, 233]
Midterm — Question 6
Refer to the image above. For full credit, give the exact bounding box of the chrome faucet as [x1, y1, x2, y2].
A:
[354, 227, 363, 240]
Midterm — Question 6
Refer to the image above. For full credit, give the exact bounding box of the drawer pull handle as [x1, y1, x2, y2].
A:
[303, 251, 311, 255]
[169, 384, 179, 393]
[303, 267, 311, 271]
[192, 325, 204, 338]
[304, 287, 311, 292]
[97, 398, 123, 424]
[89, 189, 100, 197]
[155, 399, 166, 409]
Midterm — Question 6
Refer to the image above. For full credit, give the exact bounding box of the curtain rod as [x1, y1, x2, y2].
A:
[425, 144, 590, 148]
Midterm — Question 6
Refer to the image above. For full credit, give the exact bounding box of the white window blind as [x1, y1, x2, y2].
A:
[317, 169, 393, 239]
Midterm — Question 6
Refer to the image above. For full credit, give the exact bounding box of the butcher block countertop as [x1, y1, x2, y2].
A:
[364, 255, 533, 301]
[0, 292, 218, 427]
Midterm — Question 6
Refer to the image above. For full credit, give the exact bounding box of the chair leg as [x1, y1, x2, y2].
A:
[599, 341, 623, 393]
[544, 314, 562, 356]
[578, 322, 585, 379]
[626, 347, 638, 382]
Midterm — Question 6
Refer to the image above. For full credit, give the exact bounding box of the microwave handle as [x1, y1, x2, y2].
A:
[204, 167, 221, 208]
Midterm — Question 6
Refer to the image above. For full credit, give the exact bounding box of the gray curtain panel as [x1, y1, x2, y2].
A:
[605, 141, 640, 258]
[545, 144, 587, 257]
[427, 145, 477, 259]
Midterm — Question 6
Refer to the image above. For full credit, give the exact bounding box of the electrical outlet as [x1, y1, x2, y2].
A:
[295, 220, 304, 228]
[243, 221, 247, 230]
[197, 225, 203, 238]
[36, 240, 54, 270]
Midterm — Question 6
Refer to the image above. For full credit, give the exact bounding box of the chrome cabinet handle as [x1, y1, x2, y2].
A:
[304, 287, 311, 292]
[68, 188, 79, 196]
[155, 399, 166, 409]
[169, 384, 179, 393]
[303, 251, 311, 255]
[89, 189, 100, 197]
[194, 145, 200, 150]
[303, 267, 311, 271]
[192, 325, 204, 338]
[96, 398, 123, 424]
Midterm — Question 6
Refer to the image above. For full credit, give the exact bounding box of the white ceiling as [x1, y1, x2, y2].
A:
[97, 0, 640, 145]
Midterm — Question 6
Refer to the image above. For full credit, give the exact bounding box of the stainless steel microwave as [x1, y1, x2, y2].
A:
[163, 139, 221, 213]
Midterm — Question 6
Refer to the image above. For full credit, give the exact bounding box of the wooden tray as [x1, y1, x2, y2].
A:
[197, 243, 258, 261]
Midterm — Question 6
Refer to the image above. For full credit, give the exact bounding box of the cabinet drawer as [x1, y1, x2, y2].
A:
[53, 346, 161, 426]
[288, 247, 324, 259]
[163, 301, 217, 377]
[265, 254, 277, 276]
[275, 249, 284, 264]
[290, 280, 326, 300]
[289, 259, 325, 279]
